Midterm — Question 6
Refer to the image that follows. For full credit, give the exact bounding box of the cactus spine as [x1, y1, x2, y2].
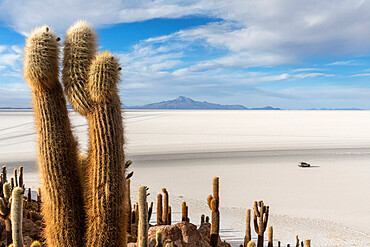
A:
[162, 188, 169, 225]
[268, 226, 273, 247]
[157, 193, 163, 225]
[11, 187, 24, 247]
[138, 185, 148, 247]
[244, 208, 251, 246]
[253, 200, 269, 247]
[207, 177, 220, 247]
[24, 25, 85, 246]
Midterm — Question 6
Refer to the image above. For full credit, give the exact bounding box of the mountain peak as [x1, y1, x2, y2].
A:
[127, 97, 281, 110]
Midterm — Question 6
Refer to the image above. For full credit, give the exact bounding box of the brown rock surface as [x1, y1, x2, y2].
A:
[146, 222, 231, 247]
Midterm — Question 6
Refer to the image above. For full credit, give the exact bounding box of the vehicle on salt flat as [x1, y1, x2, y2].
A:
[298, 162, 311, 167]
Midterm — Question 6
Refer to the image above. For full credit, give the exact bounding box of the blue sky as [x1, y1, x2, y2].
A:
[0, 0, 370, 109]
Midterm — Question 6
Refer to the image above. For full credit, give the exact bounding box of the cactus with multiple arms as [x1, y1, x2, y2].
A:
[24, 21, 126, 246]
[207, 177, 220, 247]
[253, 200, 269, 247]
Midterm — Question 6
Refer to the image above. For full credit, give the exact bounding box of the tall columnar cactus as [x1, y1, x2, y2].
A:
[268, 226, 273, 247]
[24, 21, 126, 246]
[162, 188, 169, 225]
[157, 193, 163, 225]
[138, 185, 148, 247]
[24, 25, 85, 246]
[11, 187, 24, 247]
[253, 200, 269, 247]
[207, 177, 220, 247]
[244, 208, 251, 246]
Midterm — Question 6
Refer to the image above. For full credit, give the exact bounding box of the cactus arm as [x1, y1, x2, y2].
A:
[84, 51, 126, 246]
[263, 206, 269, 230]
[62, 21, 96, 116]
[24, 26, 85, 246]
[253, 210, 259, 233]
[207, 195, 213, 209]
[11, 187, 24, 247]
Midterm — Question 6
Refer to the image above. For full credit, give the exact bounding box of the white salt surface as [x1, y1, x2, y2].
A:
[0, 109, 369, 246]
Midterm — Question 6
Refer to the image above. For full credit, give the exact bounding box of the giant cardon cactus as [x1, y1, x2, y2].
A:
[24, 21, 126, 246]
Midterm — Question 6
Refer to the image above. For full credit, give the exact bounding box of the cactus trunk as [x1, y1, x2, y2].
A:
[24, 26, 85, 247]
[86, 100, 126, 246]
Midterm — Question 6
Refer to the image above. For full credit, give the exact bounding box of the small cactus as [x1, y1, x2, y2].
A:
[296, 235, 299, 247]
[157, 193, 163, 225]
[253, 200, 269, 247]
[207, 177, 220, 247]
[31, 241, 42, 247]
[247, 241, 256, 247]
[268, 226, 273, 247]
[182, 202, 187, 222]
[138, 185, 148, 247]
[201, 214, 205, 224]
[148, 201, 153, 223]
[304, 240, 311, 247]
[11, 187, 24, 247]
[244, 208, 251, 246]
[162, 188, 169, 225]
[155, 230, 163, 247]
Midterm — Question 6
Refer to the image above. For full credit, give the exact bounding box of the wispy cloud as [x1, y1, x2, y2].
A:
[326, 60, 358, 66]
[349, 73, 370, 77]
[0, 45, 23, 78]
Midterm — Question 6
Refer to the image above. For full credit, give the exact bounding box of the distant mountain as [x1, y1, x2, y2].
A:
[307, 108, 363, 110]
[127, 96, 281, 110]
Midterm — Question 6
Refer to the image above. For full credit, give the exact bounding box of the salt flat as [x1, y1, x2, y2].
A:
[0, 109, 369, 246]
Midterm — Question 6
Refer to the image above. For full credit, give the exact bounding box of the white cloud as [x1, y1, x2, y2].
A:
[349, 73, 370, 77]
[326, 60, 358, 66]
[0, 45, 23, 78]
[0, 0, 216, 35]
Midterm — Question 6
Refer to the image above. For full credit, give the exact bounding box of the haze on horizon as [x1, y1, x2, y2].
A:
[0, 0, 370, 109]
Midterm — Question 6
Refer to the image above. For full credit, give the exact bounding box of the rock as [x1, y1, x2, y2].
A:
[147, 222, 231, 247]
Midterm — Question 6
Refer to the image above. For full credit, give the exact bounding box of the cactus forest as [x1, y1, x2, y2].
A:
[0, 21, 313, 247]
